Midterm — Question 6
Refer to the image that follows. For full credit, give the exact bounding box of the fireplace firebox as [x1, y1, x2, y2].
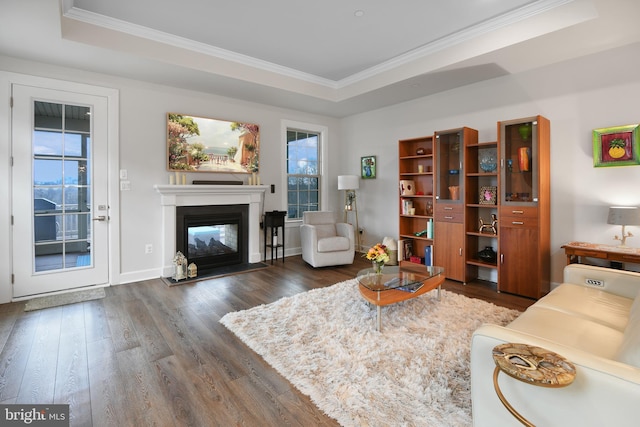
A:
[176, 204, 249, 272]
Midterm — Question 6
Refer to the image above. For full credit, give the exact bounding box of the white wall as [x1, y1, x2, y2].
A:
[114, 82, 341, 283]
[2, 40, 640, 301]
[339, 42, 640, 285]
[0, 56, 341, 300]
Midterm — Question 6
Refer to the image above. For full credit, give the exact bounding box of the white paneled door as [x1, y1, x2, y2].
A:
[12, 84, 110, 298]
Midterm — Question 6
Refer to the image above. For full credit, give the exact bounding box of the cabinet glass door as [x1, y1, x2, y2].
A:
[500, 119, 539, 205]
[435, 130, 463, 203]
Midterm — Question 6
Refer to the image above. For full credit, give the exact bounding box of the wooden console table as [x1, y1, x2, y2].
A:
[562, 241, 640, 267]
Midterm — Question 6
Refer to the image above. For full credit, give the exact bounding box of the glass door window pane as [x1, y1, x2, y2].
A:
[436, 131, 463, 202]
[33, 101, 92, 272]
[502, 120, 538, 204]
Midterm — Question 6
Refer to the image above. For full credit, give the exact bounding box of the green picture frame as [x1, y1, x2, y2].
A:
[593, 124, 640, 167]
[361, 155, 376, 179]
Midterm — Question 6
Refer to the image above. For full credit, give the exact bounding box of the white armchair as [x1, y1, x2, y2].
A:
[300, 211, 355, 267]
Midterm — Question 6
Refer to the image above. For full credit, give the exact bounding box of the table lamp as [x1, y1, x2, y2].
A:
[338, 175, 360, 251]
[607, 206, 640, 247]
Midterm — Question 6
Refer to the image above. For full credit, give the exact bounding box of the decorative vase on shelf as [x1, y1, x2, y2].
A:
[518, 123, 532, 140]
[478, 246, 497, 263]
[372, 261, 385, 275]
[518, 147, 531, 172]
[479, 149, 497, 172]
[448, 185, 460, 200]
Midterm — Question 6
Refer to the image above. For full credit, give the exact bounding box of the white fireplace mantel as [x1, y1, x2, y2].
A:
[154, 184, 268, 276]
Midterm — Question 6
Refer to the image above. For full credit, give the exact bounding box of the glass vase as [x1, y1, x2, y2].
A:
[372, 261, 385, 275]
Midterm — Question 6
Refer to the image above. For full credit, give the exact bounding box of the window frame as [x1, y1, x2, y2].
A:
[281, 120, 328, 222]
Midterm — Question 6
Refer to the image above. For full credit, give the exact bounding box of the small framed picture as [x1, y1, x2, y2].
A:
[593, 124, 640, 167]
[479, 186, 497, 205]
[361, 155, 376, 179]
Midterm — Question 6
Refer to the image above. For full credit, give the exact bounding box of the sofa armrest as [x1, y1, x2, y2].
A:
[335, 223, 355, 253]
[471, 324, 640, 427]
[300, 224, 317, 251]
[335, 222, 354, 239]
[563, 264, 640, 299]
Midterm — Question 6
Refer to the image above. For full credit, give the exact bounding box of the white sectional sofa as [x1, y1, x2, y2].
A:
[471, 264, 640, 427]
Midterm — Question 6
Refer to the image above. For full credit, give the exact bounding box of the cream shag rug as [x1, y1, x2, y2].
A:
[221, 279, 520, 427]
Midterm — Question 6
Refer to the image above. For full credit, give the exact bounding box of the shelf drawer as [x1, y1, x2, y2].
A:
[501, 216, 538, 227]
[620, 254, 640, 263]
[435, 203, 463, 222]
[500, 206, 537, 218]
[435, 203, 462, 214]
[571, 249, 608, 260]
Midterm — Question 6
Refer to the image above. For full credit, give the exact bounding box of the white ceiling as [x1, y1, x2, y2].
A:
[71, 0, 541, 81]
[2, 0, 640, 117]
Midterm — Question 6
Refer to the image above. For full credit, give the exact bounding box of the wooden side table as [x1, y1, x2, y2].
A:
[263, 211, 286, 264]
[492, 343, 576, 426]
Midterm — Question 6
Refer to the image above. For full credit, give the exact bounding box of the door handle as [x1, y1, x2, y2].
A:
[92, 215, 107, 221]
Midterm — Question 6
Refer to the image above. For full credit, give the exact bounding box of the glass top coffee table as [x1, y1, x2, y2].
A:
[356, 264, 445, 331]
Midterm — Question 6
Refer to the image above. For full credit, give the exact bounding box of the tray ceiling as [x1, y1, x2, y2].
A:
[1, 0, 639, 116]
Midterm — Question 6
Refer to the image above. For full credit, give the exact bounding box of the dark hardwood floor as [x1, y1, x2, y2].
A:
[0, 255, 534, 426]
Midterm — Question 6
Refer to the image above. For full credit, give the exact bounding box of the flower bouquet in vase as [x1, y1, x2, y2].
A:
[364, 243, 390, 274]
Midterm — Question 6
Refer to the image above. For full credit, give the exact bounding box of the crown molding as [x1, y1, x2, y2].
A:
[62, 0, 581, 91]
[338, 0, 577, 87]
[62, 6, 339, 89]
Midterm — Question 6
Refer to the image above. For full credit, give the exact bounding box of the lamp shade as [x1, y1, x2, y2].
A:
[338, 175, 359, 190]
[607, 206, 640, 226]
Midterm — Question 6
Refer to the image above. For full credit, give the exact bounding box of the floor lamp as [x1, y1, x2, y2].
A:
[338, 175, 360, 252]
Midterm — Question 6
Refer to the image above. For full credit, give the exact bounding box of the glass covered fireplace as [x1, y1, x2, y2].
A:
[176, 204, 249, 272]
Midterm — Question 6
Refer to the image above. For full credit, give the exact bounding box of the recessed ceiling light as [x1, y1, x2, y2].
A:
[354, 10, 365, 17]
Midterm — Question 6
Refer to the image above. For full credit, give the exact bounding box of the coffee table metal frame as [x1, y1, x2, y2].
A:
[356, 265, 445, 331]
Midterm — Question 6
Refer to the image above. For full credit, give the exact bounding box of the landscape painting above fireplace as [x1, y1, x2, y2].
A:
[167, 113, 259, 173]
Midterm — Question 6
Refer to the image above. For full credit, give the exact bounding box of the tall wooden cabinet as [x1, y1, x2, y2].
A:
[434, 127, 477, 282]
[497, 116, 550, 299]
[398, 117, 549, 299]
[398, 136, 435, 266]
